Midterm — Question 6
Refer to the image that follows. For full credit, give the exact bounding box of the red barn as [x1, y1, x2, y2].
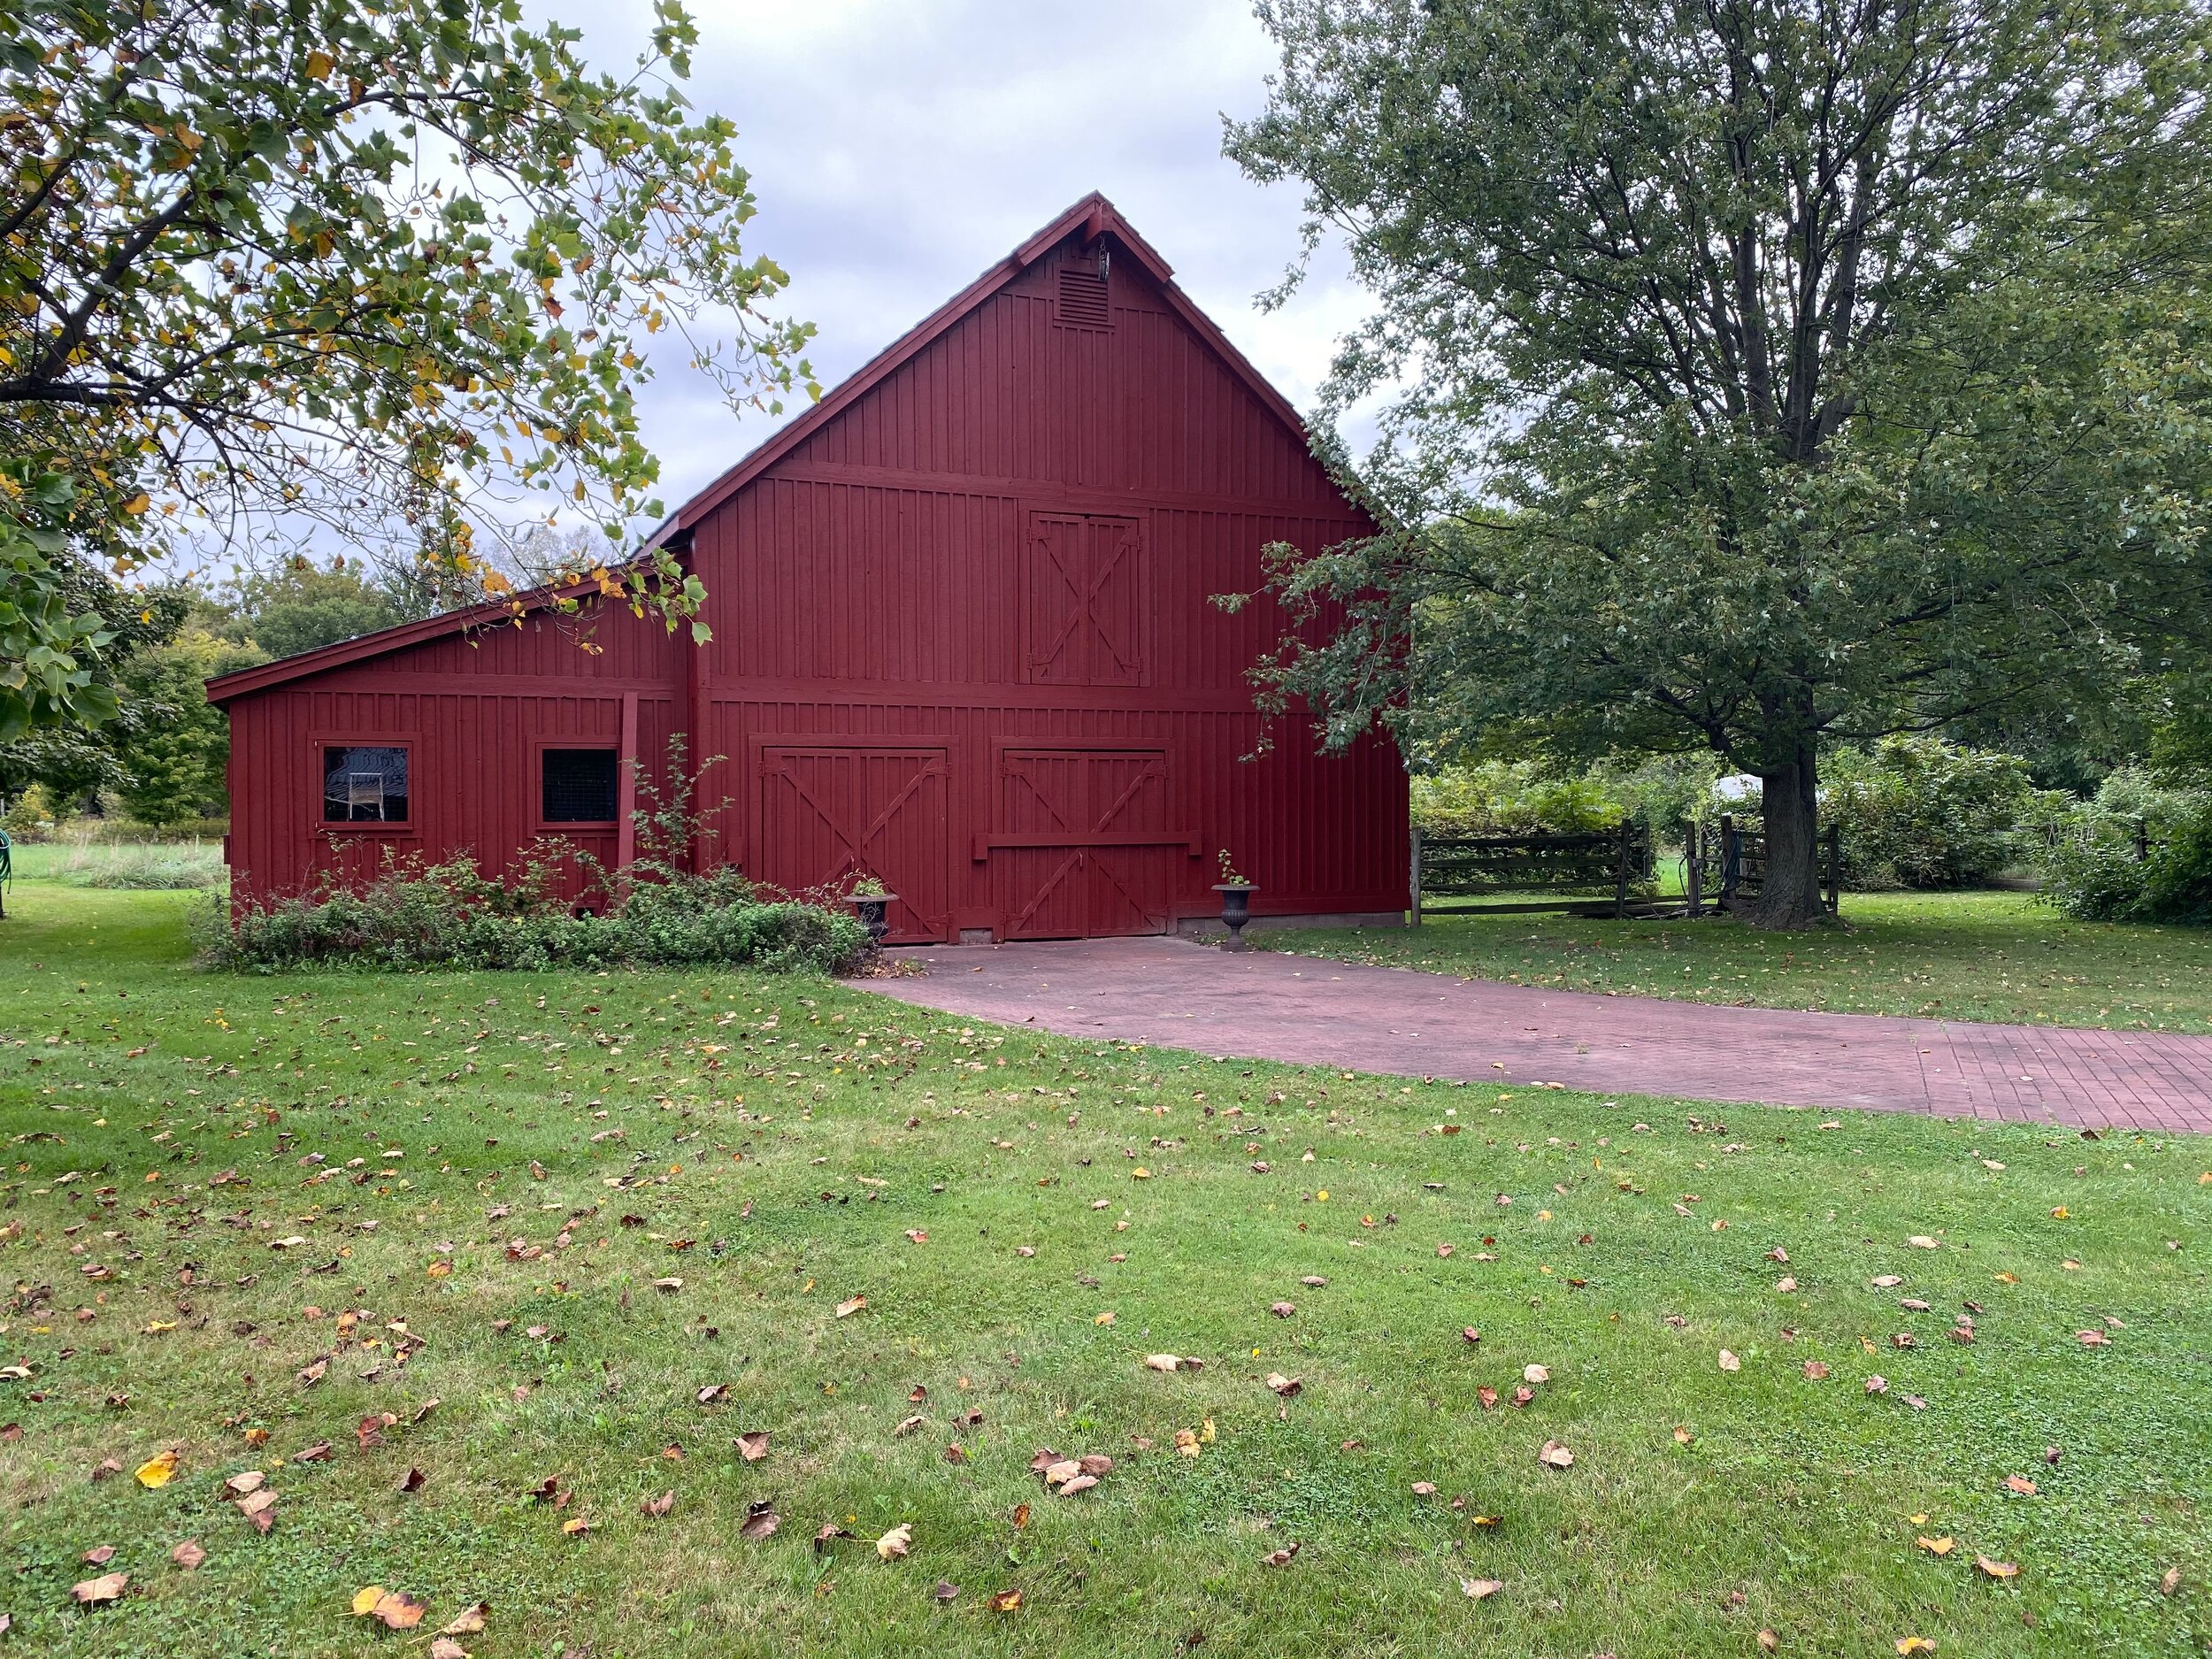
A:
[207, 195, 1408, 942]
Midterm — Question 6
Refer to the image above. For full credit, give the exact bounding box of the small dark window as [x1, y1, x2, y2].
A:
[542, 748, 618, 823]
[1054, 264, 1111, 329]
[323, 745, 408, 823]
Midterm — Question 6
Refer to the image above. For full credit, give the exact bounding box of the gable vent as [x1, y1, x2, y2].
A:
[1054, 263, 1112, 330]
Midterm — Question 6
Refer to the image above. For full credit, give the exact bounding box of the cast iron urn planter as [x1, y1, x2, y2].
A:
[1212, 883, 1257, 951]
[844, 891, 896, 946]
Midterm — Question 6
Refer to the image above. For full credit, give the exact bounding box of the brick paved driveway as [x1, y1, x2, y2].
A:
[871, 936, 2212, 1134]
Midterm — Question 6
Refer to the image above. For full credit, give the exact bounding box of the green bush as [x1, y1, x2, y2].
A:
[1818, 738, 2045, 889]
[2043, 796, 2212, 925]
[197, 850, 870, 975]
[1411, 760, 1622, 836]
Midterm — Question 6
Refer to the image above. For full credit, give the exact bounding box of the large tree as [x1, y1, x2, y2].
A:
[1, 0, 813, 637]
[1225, 0, 2212, 925]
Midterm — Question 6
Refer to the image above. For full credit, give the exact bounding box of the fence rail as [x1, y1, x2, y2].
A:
[1410, 823, 1655, 921]
[1683, 816, 1839, 918]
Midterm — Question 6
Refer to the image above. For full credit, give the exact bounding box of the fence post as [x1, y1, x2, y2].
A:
[1614, 819, 1631, 918]
[1824, 822, 1841, 915]
[1685, 823, 1702, 918]
[1718, 815, 1736, 910]
[2136, 817, 2149, 862]
[1409, 824, 1423, 926]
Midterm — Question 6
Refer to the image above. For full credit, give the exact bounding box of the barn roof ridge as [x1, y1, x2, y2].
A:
[206, 191, 1322, 706]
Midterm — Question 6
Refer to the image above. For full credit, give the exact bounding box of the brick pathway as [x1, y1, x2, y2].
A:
[870, 936, 2212, 1134]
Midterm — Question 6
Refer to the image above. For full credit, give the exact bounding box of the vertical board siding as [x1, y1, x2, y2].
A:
[227, 219, 1407, 933]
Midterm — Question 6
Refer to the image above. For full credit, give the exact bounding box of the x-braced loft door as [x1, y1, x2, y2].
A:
[1026, 514, 1144, 686]
[757, 745, 949, 943]
[992, 749, 1187, 939]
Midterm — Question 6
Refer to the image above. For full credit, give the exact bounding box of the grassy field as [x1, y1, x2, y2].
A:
[1263, 891, 2212, 1033]
[0, 879, 2207, 1658]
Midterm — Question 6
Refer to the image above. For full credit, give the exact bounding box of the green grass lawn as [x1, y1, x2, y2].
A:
[2, 879, 2207, 1657]
[1263, 891, 2212, 1033]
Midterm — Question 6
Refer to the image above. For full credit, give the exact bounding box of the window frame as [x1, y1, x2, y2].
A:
[531, 739, 623, 833]
[311, 734, 419, 834]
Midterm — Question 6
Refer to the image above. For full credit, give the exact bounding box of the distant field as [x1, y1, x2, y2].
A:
[1262, 890, 2212, 1033]
[6, 838, 226, 889]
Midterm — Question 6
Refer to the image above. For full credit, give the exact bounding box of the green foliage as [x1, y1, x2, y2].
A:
[199, 849, 867, 974]
[1818, 738, 2047, 890]
[1225, 0, 2212, 926]
[217, 557, 420, 660]
[0, 465, 117, 741]
[0, 0, 816, 627]
[111, 628, 266, 824]
[49, 841, 224, 889]
[2043, 796, 2212, 926]
[1411, 760, 1621, 836]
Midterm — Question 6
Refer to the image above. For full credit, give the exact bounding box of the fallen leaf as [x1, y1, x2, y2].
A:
[134, 1448, 179, 1488]
[1461, 1326, 1482, 1346]
[895, 1414, 926, 1438]
[695, 1384, 729, 1404]
[1261, 1542, 1302, 1568]
[225, 1470, 266, 1497]
[1975, 1555, 2019, 1579]
[1896, 1640, 1935, 1655]
[1908, 1236, 1939, 1249]
[1265, 1372, 1302, 1397]
[1916, 1536, 1955, 1557]
[1777, 1276, 1798, 1293]
[83, 1545, 115, 1565]
[1057, 1473, 1099, 1495]
[171, 1540, 206, 1570]
[561, 1517, 592, 1537]
[440, 1601, 490, 1637]
[1864, 1375, 1888, 1394]
[430, 1640, 469, 1659]
[1523, 1363, 1549, 1384]
[1758, 1631, 1778, 1653]
[1270, 1301, 1296, 1317]
[1673, 1426, 1694, 1445]
[1461, 1577, 1504, 1600]
[735, 1431, 770, 1462]
[2160, 1566, 2182, 1595]
[877, 1523, 913, 1562]
[2004, 1475, 2037, 1495]
[2075, 1329, 2110, 1347]
[1718, 1350, 1741, 1373]
[1144, 1354, 1198, 1373]
[1803, 1361, 1831, 1380]
[834, 1297, 866, 1319]
[1412, 1480, 1438, 1496]
[741, 1501, 780, 1540]
[933, 1579, 960, 1602]
[399, 1467, 426, 1493]
[1537, 1440, 1574, 1469]
[236, 1488, 278, 1531]
[642, 1490, 674, 1517]
[988, 1588, 1023, 1612]
[73, 1571, 127, 1604]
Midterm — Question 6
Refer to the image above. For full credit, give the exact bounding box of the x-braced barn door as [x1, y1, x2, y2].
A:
[757, 746, 949, 943]
[995, 749, 1180, 939]
[1026, 514, 1144, 686]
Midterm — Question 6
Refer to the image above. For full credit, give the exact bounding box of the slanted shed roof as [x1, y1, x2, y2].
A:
[207, 191, 1320, 706]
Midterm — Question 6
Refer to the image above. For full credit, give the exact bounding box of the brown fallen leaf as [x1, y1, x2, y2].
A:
[814, 1524, 855, 1553]
[1718, 1350, 1741, 1372]
[2160, 1565, 2182, 1595]
[352, 1587, 427, 1629]
[741, 1501, 780, 1540]
[1975, 1555, 2019, 1579]
[1461, 1326, 1481, 1346]
[1476, 1385, 1499, 1409]
[695, 1384, 729, 1405]
[1538, 1440, 1575, 1469]
[1523, 1363, 1550, 1384]
[734, 1431, 770, 1462]
[1758, 1631, 1779, 1653]
[1057, 1473, 1099, 1496]
[236, 1488, 278, 1532]
[2075, 1329, 2110, 1348]
[1411, 1480, 1438, 1496]
[440, 1602, 490, 1635]
[1802, 1360, 1831, 1380]
[2004, 1475, 2038, 1496]
[877, 1523, 913, 1561]
[295, 1440, 332, 1463]
[933, 1579, 960, 1602]
[561, 1516, 592, 1538]
[399, 1467, 426, 1494]
[1270, 1301, 1296, 1317]
[171, 1540, 206, 1571]
[988, 1588, 1023, 1612]
[73, 1571, 128, 1604]
[895, 1414, 926, 1438]
[1144, 1354, 1200, 1372]
[1864, 1375, 1889, 1394]
[1673, 1426, 1694, 1445]
[224, 1469, 266, 1497]
[430, 1640, 470, 1659]
[1265, 1372, 1302, 1397]
[1261, 1542, 1302, 1568]
[82, 1545, 116, 1565]
[834, 1296, 867, 1319]
[641, 1490, 674, 1517]
[1460, 1577, 1503, 1600]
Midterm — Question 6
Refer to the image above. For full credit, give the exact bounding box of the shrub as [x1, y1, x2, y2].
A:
[1818, 738, 2044, 889]
[198, 849, 869, 975]
[2043, 795, 2212, 925]
[1411, 760, 1622, 836]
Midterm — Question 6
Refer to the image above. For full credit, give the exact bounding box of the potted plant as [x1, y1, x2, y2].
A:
[842, 875, 896, 945]
[1211, 849, 1257, 951]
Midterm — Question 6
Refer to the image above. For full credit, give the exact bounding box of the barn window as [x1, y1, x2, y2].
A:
[1054, 263, 1112, 330]
[541, 748, 619, 823]
[322, 745, 409, 823]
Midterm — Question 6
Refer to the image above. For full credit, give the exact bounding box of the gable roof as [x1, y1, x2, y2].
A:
[208, 192, 1323, 706]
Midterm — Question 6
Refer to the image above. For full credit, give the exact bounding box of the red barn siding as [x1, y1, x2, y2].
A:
[212, 195, 1408, 941]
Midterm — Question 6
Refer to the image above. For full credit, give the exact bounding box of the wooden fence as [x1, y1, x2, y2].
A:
[1409, 823, 1655, 921]
[1684, 816, 1839, 918]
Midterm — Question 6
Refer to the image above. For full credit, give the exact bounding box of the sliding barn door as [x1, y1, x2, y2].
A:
[757, 745, 949, 943]
[996, 748, 1176, 939]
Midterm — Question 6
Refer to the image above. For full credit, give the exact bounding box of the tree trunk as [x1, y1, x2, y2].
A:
[1747, 739, 1827, 929]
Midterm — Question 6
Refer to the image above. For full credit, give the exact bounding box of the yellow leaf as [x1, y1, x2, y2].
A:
[1896, 1640, 1936, 1655]
[1916, 1536, 1955, 1557]
[121, 492, 150, 515]
[305, 50, 334, 80]
[1975, 1555, 2019, 1579]
[134, 1448, 179, 1488]
[352, 1586, 388, 1617]
[426, 1261, 451, 1279]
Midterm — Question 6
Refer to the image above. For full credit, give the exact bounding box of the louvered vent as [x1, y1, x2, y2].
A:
[1054, 264, 1112, 329]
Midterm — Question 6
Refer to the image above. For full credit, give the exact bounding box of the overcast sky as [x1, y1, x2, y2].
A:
[536, 0, 1371, 515]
